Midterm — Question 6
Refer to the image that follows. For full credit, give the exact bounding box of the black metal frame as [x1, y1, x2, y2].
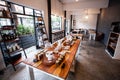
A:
[47, 0, 52, 43]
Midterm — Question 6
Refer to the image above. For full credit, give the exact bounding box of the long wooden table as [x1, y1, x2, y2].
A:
[23, 39, 80, 80]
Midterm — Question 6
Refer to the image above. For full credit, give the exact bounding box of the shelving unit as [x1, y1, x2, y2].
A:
[0, 0, 48, 70]
[52, 30, 64, 43]
[0, 1, 27, 71]
[0, 25, 27, 71]
[106, 32, 119, 56]
[35, 12, 49, 49]
[106, 22, 120, 58]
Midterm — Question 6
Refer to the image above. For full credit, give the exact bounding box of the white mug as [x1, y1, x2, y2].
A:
[46, 51, 53, 61]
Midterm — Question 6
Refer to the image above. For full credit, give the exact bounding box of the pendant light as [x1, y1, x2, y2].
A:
[76, 0, 79, 2]
[85, 9, 88, 19]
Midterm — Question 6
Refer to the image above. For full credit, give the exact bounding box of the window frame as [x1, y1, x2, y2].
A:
[51, 14, 62, 31]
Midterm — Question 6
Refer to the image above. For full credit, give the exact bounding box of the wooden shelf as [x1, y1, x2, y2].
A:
[42, 32, 46, 34]
[8, 48, 23, 55]
[52, 30, 64, 34]
[38, 26, 45, 29]
[39, 45, 44, 49]
[0, 4, 9, 7]
[1, 38, 19, 43]
[108, 45, 115, 50]
[43, 38, 48, 41]
[38, 23, 44, 25]
[0, 27, 15, 30]
[111, 32, 120, 35]
[0, 16, 12, 19]
[12, 57, 23, 66]
[109, 38, 117, 43]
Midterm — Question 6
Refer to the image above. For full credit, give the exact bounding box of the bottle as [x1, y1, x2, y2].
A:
[2, 9, 7, 17]
[12, 44, 16, 51]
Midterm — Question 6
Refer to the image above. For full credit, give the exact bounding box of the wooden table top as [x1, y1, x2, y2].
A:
[23, 39, 80, 80]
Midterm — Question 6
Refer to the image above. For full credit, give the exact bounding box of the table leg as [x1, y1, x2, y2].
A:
[93, 34, 96, 40]
[89, 34, 92, 40]
[27, 65, 35, 80]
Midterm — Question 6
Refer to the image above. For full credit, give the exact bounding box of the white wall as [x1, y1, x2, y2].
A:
[51, 0, 63, 17]
[75, 14, 98, 29]
[51, 0, 64, 30]
[114, 35, 120, 60]
[63, 0, 109, 11]
[66, 10, 98, 30]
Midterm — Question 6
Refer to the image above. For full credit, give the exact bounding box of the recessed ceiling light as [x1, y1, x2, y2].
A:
[76, 0, 79, 2]
[85, 15, 88, 19]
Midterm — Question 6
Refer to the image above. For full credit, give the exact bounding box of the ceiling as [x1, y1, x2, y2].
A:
[59, 0, 109, 15]
[60, 0, 95, 4]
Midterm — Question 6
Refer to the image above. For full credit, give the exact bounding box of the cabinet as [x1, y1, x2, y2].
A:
[106, 22, 120, 58]
[106, 32, 119, 57]
[35, 12, 49, 49]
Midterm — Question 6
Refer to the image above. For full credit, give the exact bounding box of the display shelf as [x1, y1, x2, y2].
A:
[35, 15, 48, 49]
[109, 38, 117, 43]
[0, 1, 27, 71]
[0, 27, 15, 30]
[38, 26, 45, 29]
[52, 30, 64, 43]
[106, 32, 119, 57]
[0, 4, 9, 7]
[12, 57, 23, 66]
[37, 23, 44, 25]
[7, 48, 23, 55]
[43, 38, 48, 41]
[108, 45, 115, 50]
[111, 32, 119, 35]
[1, 38, 19, 43]
[106, 22, 120, 58]
[0, 16, 12, 18]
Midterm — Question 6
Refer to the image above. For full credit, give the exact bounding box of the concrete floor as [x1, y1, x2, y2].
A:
[0, 40, 120, 80]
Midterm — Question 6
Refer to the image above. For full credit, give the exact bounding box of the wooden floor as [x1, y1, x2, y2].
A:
[0, 40, 120, 80]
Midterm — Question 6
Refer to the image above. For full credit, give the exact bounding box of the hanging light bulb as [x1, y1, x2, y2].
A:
[76, 0, 79, 2]
[85, 9, 89, 19]
[85, 15, 88, 19]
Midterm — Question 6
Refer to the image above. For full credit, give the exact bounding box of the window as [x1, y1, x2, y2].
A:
[35, 10, 41, 16]
[25, 7, 33, 15]
[17, 15, 33, 26]
[12, 4, 23, 13]
[0, 1, 6, 5]
[17, 15, 34, 35]
[51, 15, 62, 31]
[0, 19, 11, 28]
